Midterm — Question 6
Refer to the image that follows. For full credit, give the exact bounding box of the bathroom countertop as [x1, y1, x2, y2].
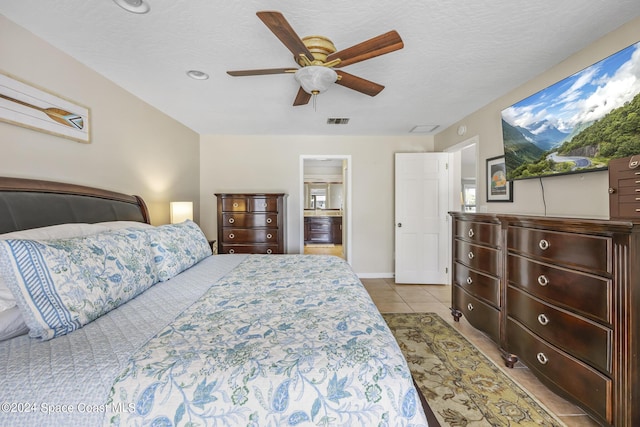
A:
[303, 210, 342, 217]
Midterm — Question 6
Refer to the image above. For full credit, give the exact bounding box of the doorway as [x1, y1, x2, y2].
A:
[300, 155, 352, 263]
[446, 135, 478, 213]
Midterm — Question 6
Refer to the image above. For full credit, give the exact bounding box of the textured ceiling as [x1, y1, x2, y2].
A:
[2, 1, 640, 136]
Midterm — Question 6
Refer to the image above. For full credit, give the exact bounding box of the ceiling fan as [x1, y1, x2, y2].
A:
[226, 11, 404, 106]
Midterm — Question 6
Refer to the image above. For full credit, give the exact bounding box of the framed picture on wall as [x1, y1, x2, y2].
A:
[486, 155, 513, 202]
[0, 70, 90, 143]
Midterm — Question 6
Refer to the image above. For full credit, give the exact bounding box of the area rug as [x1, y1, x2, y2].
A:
[383, 312, 566, 427]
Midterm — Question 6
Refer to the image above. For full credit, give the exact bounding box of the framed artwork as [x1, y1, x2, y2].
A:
[0, 70, 90, 143]
[486, 155, 513, 202]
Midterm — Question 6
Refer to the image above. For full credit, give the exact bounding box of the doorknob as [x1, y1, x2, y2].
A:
[397, 223, 402, 227]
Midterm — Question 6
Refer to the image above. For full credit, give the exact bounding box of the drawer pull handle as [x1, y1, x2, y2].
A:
[537, 275, 549, 286]
[263, 202, 268, 207]
[467, 303, 474, 311]
[233, 202, 239, 208]
[537, 314, 549, 325]
[468, 252, 474, 260]
[267, 233, 273, 239]
[468, 229, 474, 238]
[466, 277, 473, 285]
[228, 218, 235, 224]
[266, 249, 273, 254]
[536, 352, 549, 365]
[267, 218, 273, 224]
[228, 233, 235, 239]
[228, 249, 235, 254]
[538, 239, 550, 250]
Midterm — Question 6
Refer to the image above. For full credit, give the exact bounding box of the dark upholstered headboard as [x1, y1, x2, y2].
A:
[0, 177, 150, 234]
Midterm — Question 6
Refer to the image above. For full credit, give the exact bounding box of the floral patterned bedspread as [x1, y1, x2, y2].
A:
[105, 255, 428, 427]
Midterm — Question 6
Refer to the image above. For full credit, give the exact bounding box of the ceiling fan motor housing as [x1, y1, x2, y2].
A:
[298, 36, 337, 65]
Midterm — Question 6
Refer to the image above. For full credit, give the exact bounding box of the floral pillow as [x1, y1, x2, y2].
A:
[147, 220, 212, 281]
[0, 223, 111, 313]
[0, 229, 158, 340]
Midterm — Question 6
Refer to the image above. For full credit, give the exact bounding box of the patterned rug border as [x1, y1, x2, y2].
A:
[383, 312, 567, 427]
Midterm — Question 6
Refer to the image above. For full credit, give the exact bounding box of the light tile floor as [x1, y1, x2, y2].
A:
[360, 278, 600, 427]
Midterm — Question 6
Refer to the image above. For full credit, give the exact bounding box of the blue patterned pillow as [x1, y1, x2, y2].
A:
[0, 229, 158, 340]
[147, 220, 212, 282]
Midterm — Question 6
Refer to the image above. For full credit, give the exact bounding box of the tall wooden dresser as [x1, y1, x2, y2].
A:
[449, 212, 639, 426]
[608, 154, 640, 220]
[215, 193, 286, 254]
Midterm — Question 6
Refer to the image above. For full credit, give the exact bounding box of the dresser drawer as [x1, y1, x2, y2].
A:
[453, 286, 499, 343]
[507, 226, 611, 275]
[617, 176, 640, 192]
[454, 220, 500, 247]
[506, 319, 611, 423]
[249, 197, 279, 212]
[615, 202, 640, 218]
[454, 240, 500, 276]
[507, 286, 611, 374]
[507, 254, 611, 324]
[454, 262, 500, 307]
[219, 244, 280, 254]
[221, 198, 248, 212]
[221, 229, 278, 244]
[222, 213, 278, 228]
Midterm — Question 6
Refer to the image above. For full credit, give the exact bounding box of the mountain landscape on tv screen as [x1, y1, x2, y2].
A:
[501, 41, 640, 180]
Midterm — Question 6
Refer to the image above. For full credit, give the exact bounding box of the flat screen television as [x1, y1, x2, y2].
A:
[501, 40, 640, 181]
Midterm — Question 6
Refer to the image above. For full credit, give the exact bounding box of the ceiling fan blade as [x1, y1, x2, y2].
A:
[335, 70, 385, 97]
[293, 87, 312, 106]
[227, 68, 297, 77]
[327, 30, 404, 68]
[256, 11, 314, 62]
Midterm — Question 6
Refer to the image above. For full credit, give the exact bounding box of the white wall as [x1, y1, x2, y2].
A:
[0, 16, 200, 224]
[200, 135, 434, 275]
[435, 16, 640, 219]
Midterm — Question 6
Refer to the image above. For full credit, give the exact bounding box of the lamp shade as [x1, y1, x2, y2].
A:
[294, 66, 338, 95]
[170, 202, 193, 224]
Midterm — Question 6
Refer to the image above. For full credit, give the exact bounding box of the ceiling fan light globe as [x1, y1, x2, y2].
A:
[295, 66, 337, 95]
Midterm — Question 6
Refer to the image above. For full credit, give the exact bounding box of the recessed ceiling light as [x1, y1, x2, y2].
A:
[186, 70, 209, 80]
[113, 0, 150, 14]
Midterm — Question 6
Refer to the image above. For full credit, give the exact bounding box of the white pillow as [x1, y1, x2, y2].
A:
[0, 306, 28, 341]
[97, 221, 154, 231]
[0, 223, 110, 312]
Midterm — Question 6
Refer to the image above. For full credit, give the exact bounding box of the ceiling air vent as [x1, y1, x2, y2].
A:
[327, 118, 350, 125]
[410, 125, 439, 133]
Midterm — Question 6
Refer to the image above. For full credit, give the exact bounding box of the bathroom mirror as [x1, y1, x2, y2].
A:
[304, 183, 343, 210]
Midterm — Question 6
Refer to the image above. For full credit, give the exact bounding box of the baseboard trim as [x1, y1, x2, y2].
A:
[356, 273, 395, 279]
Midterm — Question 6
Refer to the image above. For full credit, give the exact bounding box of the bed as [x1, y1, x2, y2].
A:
[0, 177, 436, 427]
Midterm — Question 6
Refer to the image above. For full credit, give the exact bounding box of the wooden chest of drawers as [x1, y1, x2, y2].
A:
[215, 193, 286, 254]
[450, 213, 502, 344]
[609, 155, 640, 220]
[451, 213, 639, 426]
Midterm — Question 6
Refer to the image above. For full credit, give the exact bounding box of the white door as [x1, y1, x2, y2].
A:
[395, 153, 450, 284]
